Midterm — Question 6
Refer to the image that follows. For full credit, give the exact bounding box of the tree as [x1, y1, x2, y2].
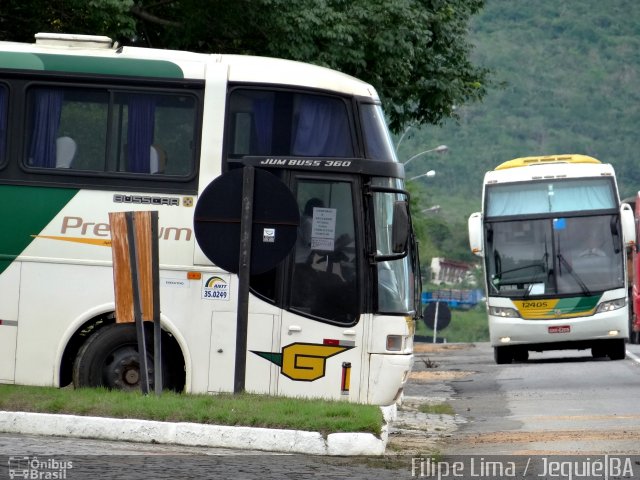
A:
[0, 0, 490, 132]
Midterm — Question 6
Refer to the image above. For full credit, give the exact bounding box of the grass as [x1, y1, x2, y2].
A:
[0, 385, 384, 436]
[416, 304, 489, 343]
[418, 403, 455, 416]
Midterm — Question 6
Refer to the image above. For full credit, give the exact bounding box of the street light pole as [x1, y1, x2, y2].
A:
[409, 170, 437, 181]
[403, 145, 448, 167]
[395, 124, 415, 153]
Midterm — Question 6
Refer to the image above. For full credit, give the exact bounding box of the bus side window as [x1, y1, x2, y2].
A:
[112, 92, 195, 176]
[227, 89, 354, 159]
[0, 84, 6, 165]
[26, 87, 109, 171]
[24, 86, 195, 177]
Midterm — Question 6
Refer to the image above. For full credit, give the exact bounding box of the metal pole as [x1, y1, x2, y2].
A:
[126, 212, 150, 395]
[234, 166, 255, 393]
[150, 211, 162, 395]
[433, 301, 439, 344]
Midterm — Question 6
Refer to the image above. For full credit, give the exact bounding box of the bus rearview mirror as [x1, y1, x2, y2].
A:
[468, 212, 484, 256]
[392, 200, 409, 253]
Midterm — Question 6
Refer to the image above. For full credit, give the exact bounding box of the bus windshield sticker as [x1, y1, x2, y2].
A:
[263, 228, 275, 243]
[553, 218, 566, 230]
[310, 207, 337, 251]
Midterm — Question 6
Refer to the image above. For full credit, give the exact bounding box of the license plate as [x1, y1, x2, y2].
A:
[548, 325, 570, 334]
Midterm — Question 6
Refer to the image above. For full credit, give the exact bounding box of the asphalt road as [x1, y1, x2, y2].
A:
[407, 341, 640, 456]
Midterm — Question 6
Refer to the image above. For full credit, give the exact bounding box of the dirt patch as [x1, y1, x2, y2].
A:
[461, 429, 640, 444]
[414, 343, 474, 353]
[449, 429, 640, 455]
[409, 370, 473, 382]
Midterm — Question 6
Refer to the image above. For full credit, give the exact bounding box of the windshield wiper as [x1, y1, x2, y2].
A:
[492, 262, 545, 278]
[557, 253, 591, 296]
[491, 262, 545, 295]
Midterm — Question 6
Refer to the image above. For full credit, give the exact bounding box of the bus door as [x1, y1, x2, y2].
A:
[275, 176, 366, 401]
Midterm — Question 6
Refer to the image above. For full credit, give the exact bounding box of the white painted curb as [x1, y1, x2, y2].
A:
[0, 409, 391, 455]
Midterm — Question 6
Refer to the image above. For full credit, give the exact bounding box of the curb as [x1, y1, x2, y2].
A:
[0, 405, 396, 455]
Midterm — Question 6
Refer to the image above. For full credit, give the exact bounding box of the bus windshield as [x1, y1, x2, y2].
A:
[485, 214, 625, 297]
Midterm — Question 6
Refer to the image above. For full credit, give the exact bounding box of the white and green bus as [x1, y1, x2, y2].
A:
[0, 33, 420, 405]
[469, 155, 635, 364]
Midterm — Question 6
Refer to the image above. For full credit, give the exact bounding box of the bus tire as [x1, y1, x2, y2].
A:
[607, 339, 626, 361]
[73, 323, 159, 391]
[494, 346, 513, 365]
[591, 343, 607, 358]
[513, 347, 529, 362]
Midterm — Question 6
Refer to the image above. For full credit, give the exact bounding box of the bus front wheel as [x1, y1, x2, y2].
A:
[73, 323, 160, 391]
[607, 339, 626, 361]
[494, 346, 513, 365]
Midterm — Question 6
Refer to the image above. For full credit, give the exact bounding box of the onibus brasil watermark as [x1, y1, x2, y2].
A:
[411, 455, 635, 480]
[8, 456, 73, 479]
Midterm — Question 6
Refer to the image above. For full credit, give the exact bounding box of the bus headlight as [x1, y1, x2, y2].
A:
[489, 306, 520, 318]
[596, 298, 626, 313]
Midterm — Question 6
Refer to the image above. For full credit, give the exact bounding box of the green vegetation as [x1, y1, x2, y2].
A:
[0, 0, 489, 133]
[0, 385, 383, 436]
[416, 304, 489, 343]
[418, 403, 456, 416]
[402, 0, 640, 265]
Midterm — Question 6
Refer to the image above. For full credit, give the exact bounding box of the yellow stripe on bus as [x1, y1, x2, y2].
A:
[495, 154, 601, 170]
[32, 235, 112, 247]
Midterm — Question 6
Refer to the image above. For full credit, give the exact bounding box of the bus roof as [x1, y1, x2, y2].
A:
[494, 154, 601, 170]
[484, 155, 615, 186]
[0, 33, 378, 99]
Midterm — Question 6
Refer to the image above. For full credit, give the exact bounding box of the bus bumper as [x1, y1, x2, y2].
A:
[367, 353, 413, 405]
[489, 307, 630, 348]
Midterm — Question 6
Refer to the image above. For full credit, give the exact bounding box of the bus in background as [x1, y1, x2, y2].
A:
[468, 155, 635, 364]
[626, 193, 640, 344]
[0, 33, 420, 405]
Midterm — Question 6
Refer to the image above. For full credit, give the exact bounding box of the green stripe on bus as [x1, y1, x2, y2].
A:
[0, 52, 184, 78]
[553, 295, 601, 314]
[0, 185, 78, 275]
[0, 52, 45, 70]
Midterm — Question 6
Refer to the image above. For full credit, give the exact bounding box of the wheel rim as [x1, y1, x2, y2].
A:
[103, 345, 153, 390]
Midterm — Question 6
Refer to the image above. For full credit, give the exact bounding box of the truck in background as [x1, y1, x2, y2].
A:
[625, 194, 640, 344]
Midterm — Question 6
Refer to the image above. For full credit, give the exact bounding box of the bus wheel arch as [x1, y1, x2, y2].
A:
[59, 313, 115, 388]
[62, 316, 186, 392]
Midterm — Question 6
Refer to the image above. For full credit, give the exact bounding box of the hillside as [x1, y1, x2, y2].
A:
[400, 0, 640, 264]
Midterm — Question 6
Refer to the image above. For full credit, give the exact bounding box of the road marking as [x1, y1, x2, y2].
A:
[626, 349, 640, 364]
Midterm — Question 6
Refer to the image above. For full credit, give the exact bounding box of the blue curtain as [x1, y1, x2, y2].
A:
[0, 87, 6, 163]
[359, 104, 389, 160]
[28, 89, 63, 168]
[127, 95, 156, 173]
[252, 96, 274, 155]
[292, 96, 352, 157]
